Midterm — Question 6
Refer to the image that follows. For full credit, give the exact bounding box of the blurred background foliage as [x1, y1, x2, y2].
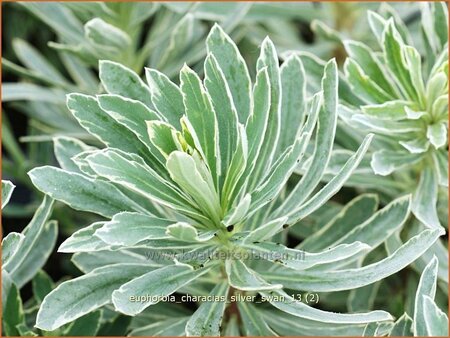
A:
[2, 2, 446, 336]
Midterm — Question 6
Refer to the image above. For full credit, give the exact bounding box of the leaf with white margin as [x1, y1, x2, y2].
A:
[433, 149, 448, 187]
[59, 222, 108, 253]
[206, 24, 252, 123]
[389, 313, 413, 336]
[85, 18, 131, 51]
[263, 308, 369, 336]
[241, 68, 270, 189]
[343, 58, 392, 104]
[112, 264, 212, 315]
[242, 241, 369, 271]
[2, 180, 15, 209]
[204, 53, 240, 190]
[180, 65, 219, 181]
[413, 256, 439, 336]
[269, 91, 322, 218]
[249, 129, 312, 216]
[351, 114, 421, 134]
[53, 136, 95, 173]
[147, 121, 182, 158]
[260, 290, 393, 323]
[223, 194, 251, 226]
[29, 166, 147, 218]
[12, 39, 69, 86]
[325, 195, 410, 249]
[243, 217, 288, 243]
[371, 149, 423, 175]
[286, 134, 373, 224]
[276, 60, 337, 214]
[382, 20, 417, 101]
[299, 194, 378, 252]
[9, 221, 57, 289]
[67, 94, 156, 166]
[422, 295, 449, 336]
[131, 317, 190, 336]
[96, 94, 165, 165]
[426, 122, 447, 149]
[85, 149, 208, 225]
[166, 222, 216, 242]
[238, 302, 278, 336]
[145, 68, 184, 129]
[221, 124, 248, 209]
[71, 249, 154, 273]
[2, 233, 24, 265]
[361, 100, 411, 120]
[166, 151, 221, 224]
[4, 196, 53, 272]
[95, 212, 173, 246]
[343, 40, 396, 95]
[399, 137, 430, 154]
[249, 37, 282, 188]
[225, 259, 282, 291]
[412, 166, 441, 229]
[185, 281, 229, 336]
[262, 229, 443, 291]
[35, 263, 151, 331]
[99, 60, 153, 108]
[278, 54, 306, 154]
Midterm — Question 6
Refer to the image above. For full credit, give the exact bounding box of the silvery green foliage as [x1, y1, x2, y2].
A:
[287, 4, 448, 308]
[304, 2, 449, 230]
[388, 256, 449, 336]
[26, 25, 446, 336]
[339, 3, 448, 231]
[1, 180, 57, 336]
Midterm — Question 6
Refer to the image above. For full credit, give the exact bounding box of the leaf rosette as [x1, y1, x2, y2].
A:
[28, 24, 444, 335]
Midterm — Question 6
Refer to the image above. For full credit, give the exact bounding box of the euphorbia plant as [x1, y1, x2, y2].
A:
[28, 25, 444, 335]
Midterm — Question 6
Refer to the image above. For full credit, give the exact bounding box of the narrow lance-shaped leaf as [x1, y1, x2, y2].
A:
[422, 295, 449, 337]
[180, 65, 219, 183]
[99, 60, 153, 108]
[166, 151, 221, 225]
[382, 20, 417, 101]
[238, 302, 277, 336]
[28, 166, 147, 218]
[145, 68, 184, 129]
[95, 212, 173, 246]
[413, 256, 439, 336]
[389, 313, 413, 336]
[53, 136, 95, 173]
[85, 149, 208, 224]
[67, 93, 159, 168]
[9, 221, 57, 289]
[277, 59, 338, 214]
[263, 229, 443, 292]
[59, 222, 108, 253]
[285, 134, 373, 224]
[299, 194, 378, 252]
[112, 264, 212, 316]
[242, 241, 369, 271]
[225, 259, 282, 291]
[412, 166, 441, 229]
[249, 37, 282, 189]
[277, 54, 306, 154]
[204, 53, 239, 190]
[185, 281, 229, 336]
[36, 264, 151, 331]
[4, 196, 53, 272]
[206, 24, 252, 123]
[261, 290, 393, 324]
